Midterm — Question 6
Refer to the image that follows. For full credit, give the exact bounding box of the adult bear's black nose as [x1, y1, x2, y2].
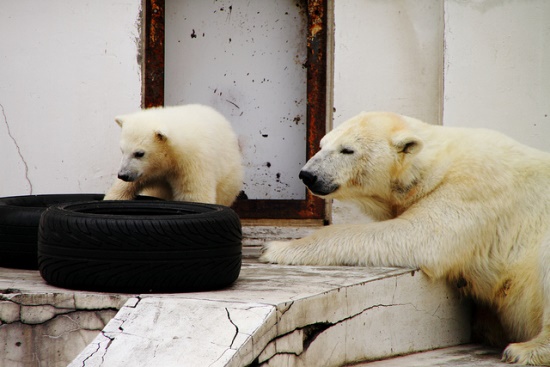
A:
[299, 170, 317, 188]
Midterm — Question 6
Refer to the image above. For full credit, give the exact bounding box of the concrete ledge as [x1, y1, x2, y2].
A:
[0, 269, 130, 367]
[355, 344, 511, 367]
[0, 261, 471, 367]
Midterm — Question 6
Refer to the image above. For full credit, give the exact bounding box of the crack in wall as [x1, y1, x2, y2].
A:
[0, 306, 117, 367]
[108, 296, 142, 334]
[80, 342, 102, 367]
[253, 301, 416, 366]
[255, 298, 456, 367]
[278, 301, 294, 317]
[207, 348, 229, 367]
[0, 103, 32, 193]
[0, 309, 117, 330]
[101, 333, 114, 365]
[73, 296, 145, 366]
[0, 294, 76, 307]
[80, 332, 113, 367]
[0, 299, 120, 326]
[124, 296, 142, 309]
[42, 313, 115, 339]
[225, 308, 239, 349]
[302, 322, 332, 349]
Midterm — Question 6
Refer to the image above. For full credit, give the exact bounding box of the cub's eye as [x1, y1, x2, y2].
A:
[133, 151, 145, 158]
[340, 148, 354, 155]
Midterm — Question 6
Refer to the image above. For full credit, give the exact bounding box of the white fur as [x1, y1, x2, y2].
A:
[105, 104, 243, 206]
[261, 111, 550, 365]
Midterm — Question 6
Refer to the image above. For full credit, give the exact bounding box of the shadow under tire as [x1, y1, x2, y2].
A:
[38, 201, 242, 293]
[0, 194, 105, 269]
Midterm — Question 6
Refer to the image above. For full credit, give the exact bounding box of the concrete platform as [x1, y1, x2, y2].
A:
[352, 344, 522, 367]
[0, 259, 471, 367]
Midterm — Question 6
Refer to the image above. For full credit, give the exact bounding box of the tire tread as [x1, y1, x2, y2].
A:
[38, 201, 242, 292]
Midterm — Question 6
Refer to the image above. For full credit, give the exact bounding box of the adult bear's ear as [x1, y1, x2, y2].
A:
[114, 116, 124, 127]
[392, 132, 423, 155]
[154, 130, 167, 143]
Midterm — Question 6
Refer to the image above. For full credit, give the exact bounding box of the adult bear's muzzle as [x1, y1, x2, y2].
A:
[299, 170, 339, 196]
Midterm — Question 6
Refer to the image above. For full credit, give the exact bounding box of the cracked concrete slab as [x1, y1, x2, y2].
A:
[62, 261, 470, 367]
[1, 261, 471, 367]
[69, 298, 275, 367]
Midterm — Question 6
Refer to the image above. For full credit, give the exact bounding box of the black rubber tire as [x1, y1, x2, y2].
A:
[37, 201, 242, 293]
[0, 194, 105, 269]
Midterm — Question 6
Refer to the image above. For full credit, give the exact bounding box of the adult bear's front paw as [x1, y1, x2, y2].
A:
[260, 239, 326, 265]
[502, 340, 550, 365]
[260, 240, 310, 265]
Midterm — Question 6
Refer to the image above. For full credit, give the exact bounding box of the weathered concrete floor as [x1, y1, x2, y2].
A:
[1, 259, 474, 367]
[352, 344, 534, 367]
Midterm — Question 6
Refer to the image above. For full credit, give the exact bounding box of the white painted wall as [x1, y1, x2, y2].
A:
[1, 0, 549, 223]
[0, 0, 142, 196]
[443, 0, 550, 150]
[334, 0, 550, 146]
[333, 0, 444, 125]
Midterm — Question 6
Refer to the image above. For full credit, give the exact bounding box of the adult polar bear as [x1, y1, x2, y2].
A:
[105, 104, 243, 206]
[261, 111, 550, 365]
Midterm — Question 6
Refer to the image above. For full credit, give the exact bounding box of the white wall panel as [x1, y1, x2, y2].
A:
[443, 0, 550, 151]
[333, 0, 444, 126]
[0, 0, 142, 196]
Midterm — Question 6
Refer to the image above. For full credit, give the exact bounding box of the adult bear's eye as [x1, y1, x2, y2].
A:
[133, 151, 145, 158]
[340, 148, 354, 155]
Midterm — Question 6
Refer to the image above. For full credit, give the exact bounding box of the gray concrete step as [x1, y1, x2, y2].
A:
[351, 344, 532, 367]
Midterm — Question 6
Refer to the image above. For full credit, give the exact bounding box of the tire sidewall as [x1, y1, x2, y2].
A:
[38, 200, 242, 292]
[0, 194, 105, 269]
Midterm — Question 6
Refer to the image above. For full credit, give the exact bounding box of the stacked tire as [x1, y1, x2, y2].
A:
[0, 194, 104, 269]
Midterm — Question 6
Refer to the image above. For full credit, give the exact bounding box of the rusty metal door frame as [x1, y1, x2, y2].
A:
[142, 0, 329, 221]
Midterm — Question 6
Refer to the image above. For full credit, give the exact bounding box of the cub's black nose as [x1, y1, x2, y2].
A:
[118, 173, 130, 182]
[299, 170, 317, 187]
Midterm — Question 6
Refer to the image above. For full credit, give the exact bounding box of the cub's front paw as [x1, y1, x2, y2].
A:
[103, 191, 134, 201]
[103, 193, 117, 200]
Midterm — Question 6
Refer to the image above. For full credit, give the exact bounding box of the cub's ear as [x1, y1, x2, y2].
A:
[154, 130, 167, 143]
[391, 132, 423, 155]
[114, 117, 124, 127]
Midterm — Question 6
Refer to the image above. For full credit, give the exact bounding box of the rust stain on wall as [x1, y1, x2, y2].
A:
[303, 0, 327, 219]
[143, 0, 165, 108]
[142, 0, 328, 220]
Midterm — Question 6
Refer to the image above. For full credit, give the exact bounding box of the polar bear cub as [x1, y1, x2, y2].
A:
[261, 111, 550, 365]
[105, 104, 243, 206]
